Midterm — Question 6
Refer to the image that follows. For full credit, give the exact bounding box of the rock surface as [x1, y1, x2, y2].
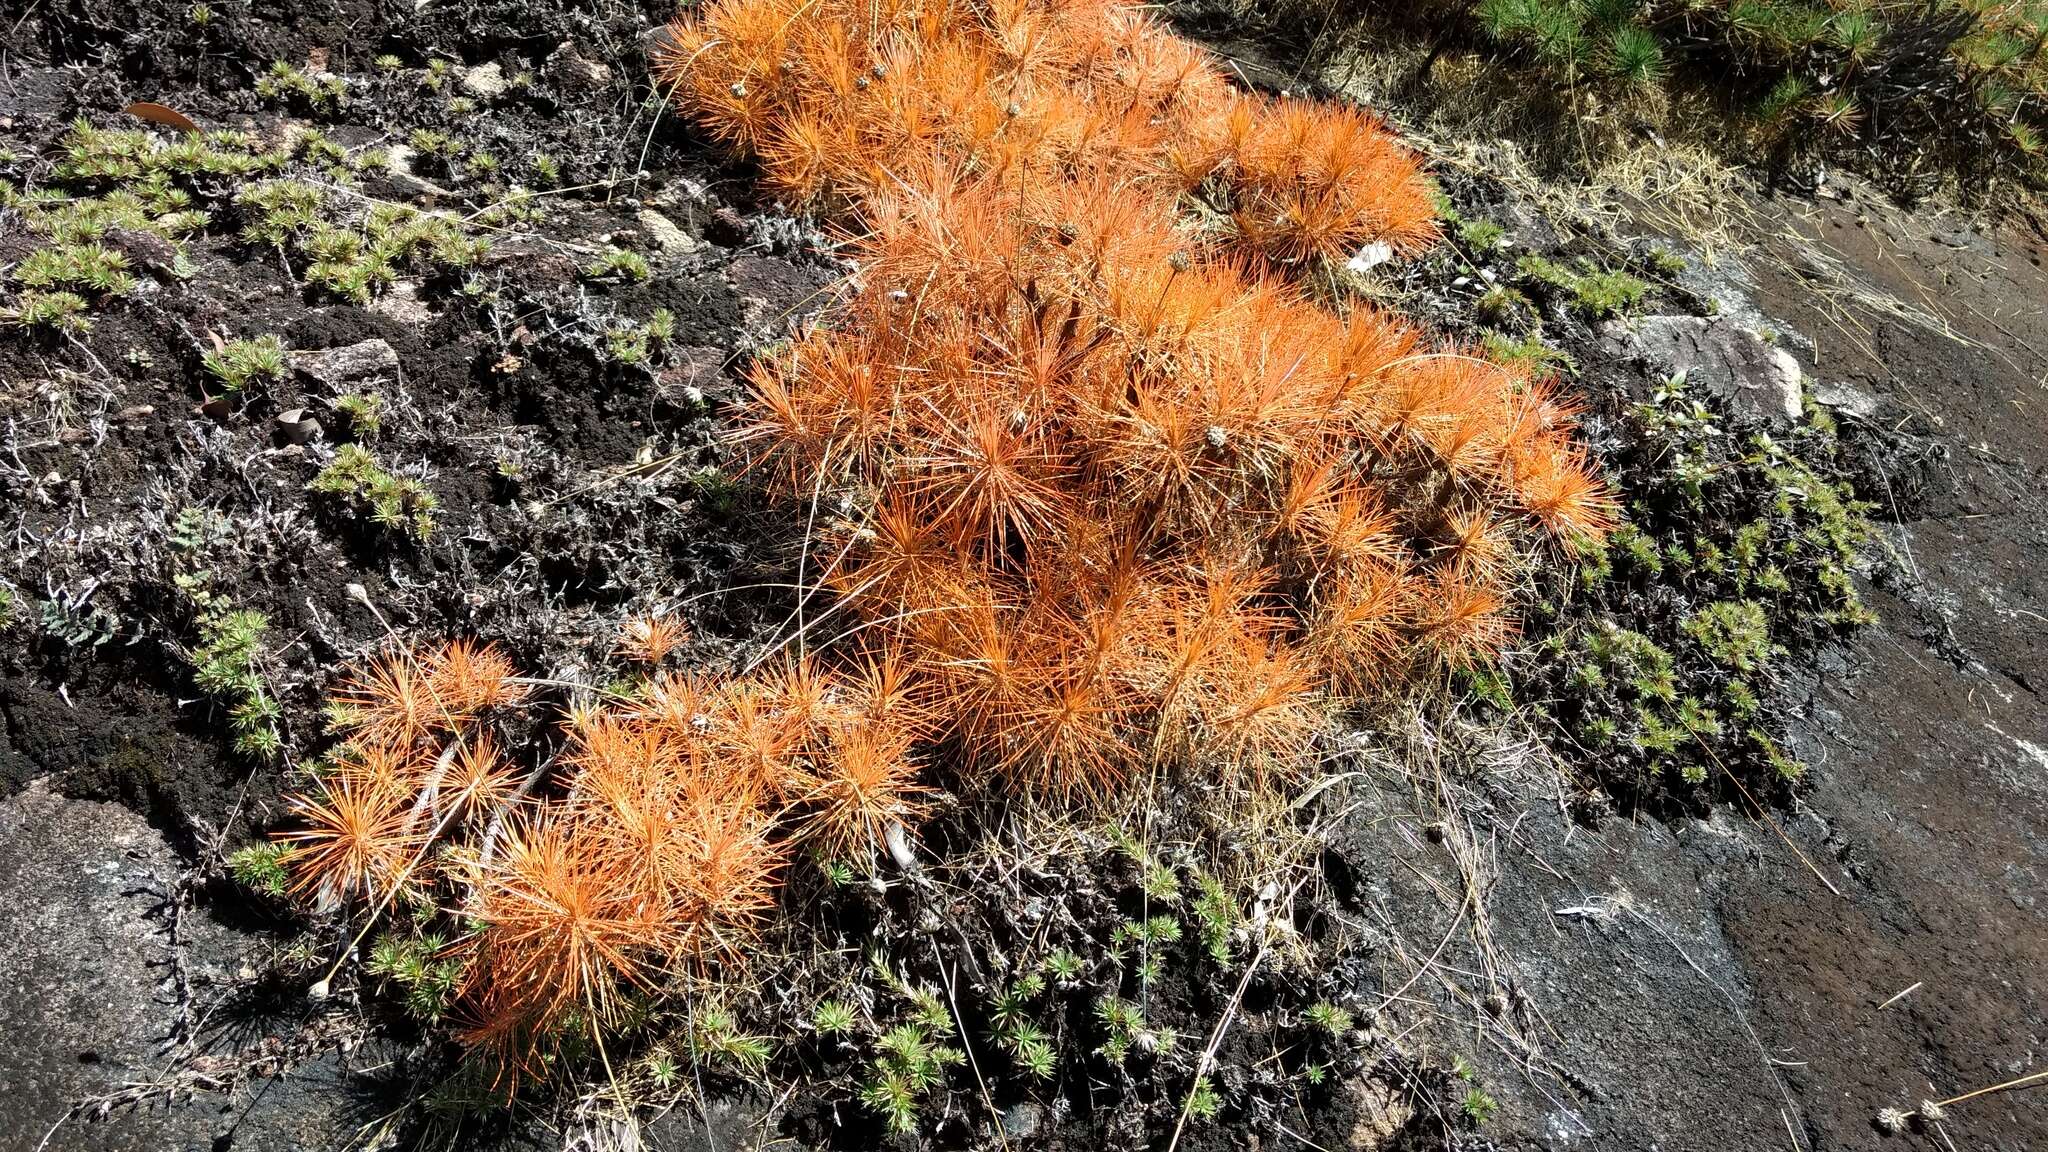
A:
[1395, 182, 2048, 1152]
[639, 207, 702, 255]
[1600, 315, 1804, 421]
[0, 781, 400, 1151]
[290, 338, 402, 391]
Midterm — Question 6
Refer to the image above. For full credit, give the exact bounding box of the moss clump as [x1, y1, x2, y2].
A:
[1527, 378, 1862, 800]
[165, 507, 282, 758]
[228, 842, 289, 896]
[1516, 254, 1648, 320]
[583, 247, 652, 283]
[1475, 283, 1534, 329]
[332, 392, 384, 439]
[254, 60, 348, 114]
[201, 335, 289, 393]
[237, 180, 490, 303]
[308, 443, 440, 541]
[1479, 328, 1568, 373]
[14, 243, 136, 296]
[1, 120, 461, 332]
[366, 929, 465, 1022]
[3, 121, 283, 330]
[190, 608, 283, 758]
[9, 290, 91, 334]
[1457, 216, 1506, 254]
[1684, 599, 1774, 673]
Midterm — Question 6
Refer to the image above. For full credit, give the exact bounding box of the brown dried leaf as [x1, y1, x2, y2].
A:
[123, 101, 199, 134]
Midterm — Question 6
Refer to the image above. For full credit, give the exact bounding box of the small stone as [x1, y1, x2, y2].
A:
[1346, 240, 1394, 273]
[1811, 378, 1882, 421]
[1003, 1102, 1044, 1140]
[274, 408, 322, 445]
[292, 339, 401, 390]
[459, 62, 508, 99]
[370, 281, 433, 327]
[103, 228, 180, 276]
[885, 821, 916, 871]
[639, 208, 700, 255]
[641, 24, 680, 63]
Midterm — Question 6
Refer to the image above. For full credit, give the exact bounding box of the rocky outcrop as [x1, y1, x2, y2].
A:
[1599, 315, 1804, 422]
[0, 781, 397, 1151]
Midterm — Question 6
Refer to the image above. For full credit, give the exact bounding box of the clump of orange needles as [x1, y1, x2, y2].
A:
[277, 0, 1613, 1086]
[283, 633, 925, 1079]
[664, 0, 1615, 793]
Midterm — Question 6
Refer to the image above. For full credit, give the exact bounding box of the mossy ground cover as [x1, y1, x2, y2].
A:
[1501, 371, 1878, 807]
[1385, 173, 1886, 809]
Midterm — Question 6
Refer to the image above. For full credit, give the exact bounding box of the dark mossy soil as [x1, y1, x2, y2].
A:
[6, 1, 2048, 1151]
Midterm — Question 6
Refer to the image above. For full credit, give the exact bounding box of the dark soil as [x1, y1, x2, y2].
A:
[0, 0, 834, 836]
[5, 1, 2047, 1150]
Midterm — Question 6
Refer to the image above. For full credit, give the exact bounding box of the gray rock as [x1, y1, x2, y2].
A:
[1810, 377, 1882, 421]
[1003, 1100, 1045, 1140]
[0, 778, 198, 1149]
[460, 61, 508, 99]
[370, 280, 433, 327]
[1599, 315, 1803, 422]
[292, 339, 401, 391]
[104, 228, 181, 277]
[0, 780, 393, 1151]
[639, 208, 700, 255]
[642, 24, 681, 65]
[377, 143, 456, 199]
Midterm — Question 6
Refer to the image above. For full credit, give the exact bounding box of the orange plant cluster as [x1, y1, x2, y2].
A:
[657, 0, 1616, 798]
[658, 0, 1437, 266]
[279, 0, 1613, 1081]
[282, 635, 927, 1075]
